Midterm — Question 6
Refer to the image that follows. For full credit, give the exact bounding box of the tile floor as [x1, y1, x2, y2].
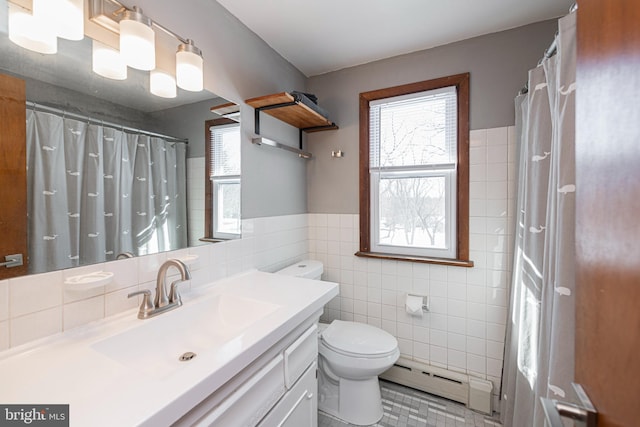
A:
[318, 380, 502, 427]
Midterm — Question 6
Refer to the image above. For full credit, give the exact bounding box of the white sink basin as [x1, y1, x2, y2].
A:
[92, 293, 281, 377]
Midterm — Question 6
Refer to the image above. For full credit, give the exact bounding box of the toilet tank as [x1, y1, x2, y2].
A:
[276, 260, 323, 280]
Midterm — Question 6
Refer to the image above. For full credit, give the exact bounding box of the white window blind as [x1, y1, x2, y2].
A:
[209, 123, 241, 178]
[370, 86, 457, 170]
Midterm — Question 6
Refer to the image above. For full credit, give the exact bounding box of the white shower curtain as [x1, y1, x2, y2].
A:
[501, 12, 576, 427]
[26, 110, 188, 274]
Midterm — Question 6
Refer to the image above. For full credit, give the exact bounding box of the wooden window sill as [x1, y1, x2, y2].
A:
[355, 251, 474, 268]
[199, 237, 226, 243]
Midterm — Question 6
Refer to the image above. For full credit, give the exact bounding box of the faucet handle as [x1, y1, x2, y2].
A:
[168, 280, 185, 305]
[128, 289, 155, 318]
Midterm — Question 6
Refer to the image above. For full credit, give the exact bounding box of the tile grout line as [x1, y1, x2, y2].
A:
[320, 381, 502, 427]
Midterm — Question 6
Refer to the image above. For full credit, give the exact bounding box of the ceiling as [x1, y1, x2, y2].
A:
[216, 0, 574, 77]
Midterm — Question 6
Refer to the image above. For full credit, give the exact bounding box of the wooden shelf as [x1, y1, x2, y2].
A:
[210, 102, 239, 116]
[245, 92, 338, 132]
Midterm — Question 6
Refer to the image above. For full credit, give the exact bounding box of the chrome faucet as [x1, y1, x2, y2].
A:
[127, 259, 192, 319]
[155, 259, 191, 308]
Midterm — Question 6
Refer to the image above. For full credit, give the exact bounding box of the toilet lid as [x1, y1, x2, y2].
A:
[321, 320, 398, 356]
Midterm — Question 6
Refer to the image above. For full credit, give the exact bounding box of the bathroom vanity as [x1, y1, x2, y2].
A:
[0, 271, 338, 426]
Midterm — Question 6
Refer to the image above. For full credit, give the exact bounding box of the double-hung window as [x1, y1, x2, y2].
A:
[359, 74, 471, 265]
[206, 119, 241, 240]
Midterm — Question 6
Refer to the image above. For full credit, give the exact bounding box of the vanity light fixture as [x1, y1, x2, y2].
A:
[119, 6, 155, 71]
[88, 0, 205, 93]
[8, 2, 58, 54]
[34, 0, 85, 41]
[176, 40, 204, 92]
[92, 40, 127, 80]
[150, 70, 177, 98]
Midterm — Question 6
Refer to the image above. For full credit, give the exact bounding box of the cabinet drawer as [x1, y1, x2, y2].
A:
[194, 354, 285, 427]
[258, 361, 317, 427]
[284, 324, 318, 389]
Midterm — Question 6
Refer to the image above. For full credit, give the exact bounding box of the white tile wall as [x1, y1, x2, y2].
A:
[0, 280, 8, 322]
[9, 271, 63, 318]
[309, 126, 516, 403]
[63, 296, 105, 330]
[187, 157, 206, 247]
[0, 214, 309, 351]
[0, 280, 8, 346]
[0, 321, 8, 351]
[10, 307, 62, 348]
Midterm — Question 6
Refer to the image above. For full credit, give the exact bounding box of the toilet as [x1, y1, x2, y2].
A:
[276, 260, 400, 426]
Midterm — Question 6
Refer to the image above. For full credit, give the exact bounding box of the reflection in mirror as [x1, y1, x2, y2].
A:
[0, 13, 237, 277]
[204, 113, 241, 241]
[26, 105, 189, 274]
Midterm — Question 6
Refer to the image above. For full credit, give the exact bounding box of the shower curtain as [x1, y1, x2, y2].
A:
[26, 110, 188, 274]
[501, 12, 576, 427]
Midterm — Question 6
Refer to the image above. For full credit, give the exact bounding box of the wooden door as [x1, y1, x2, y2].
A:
[0, 74, 28, 279]
[575, 1, 640, 425]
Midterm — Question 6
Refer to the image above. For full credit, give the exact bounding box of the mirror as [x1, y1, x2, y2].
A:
[0, 10, 239, 277]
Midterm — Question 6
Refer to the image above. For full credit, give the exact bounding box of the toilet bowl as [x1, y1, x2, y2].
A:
[276, 260, 400, 426]
[317, 320, 400, 425]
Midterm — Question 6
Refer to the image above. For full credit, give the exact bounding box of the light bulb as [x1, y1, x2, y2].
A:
[119, 8, 155, 71]
[33, 0, 84, 41]
[176, 41, 203, 92]
[8, 3, 57, 54]
[150, 70, 177, 98]
[92, 40, 127, 80]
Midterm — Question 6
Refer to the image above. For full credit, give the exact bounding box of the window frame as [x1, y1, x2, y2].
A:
[204, 118, 241, 241]
[357, 73, 472, 267]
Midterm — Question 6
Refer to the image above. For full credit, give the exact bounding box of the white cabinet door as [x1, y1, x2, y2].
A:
[259, 361, 317, 427]
[194, 355, 285, 427]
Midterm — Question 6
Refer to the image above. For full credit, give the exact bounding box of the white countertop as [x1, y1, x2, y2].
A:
[0, 271, 338, 426]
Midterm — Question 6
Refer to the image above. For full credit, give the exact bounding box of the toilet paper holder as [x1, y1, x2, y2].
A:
[407, 293, 429, 312]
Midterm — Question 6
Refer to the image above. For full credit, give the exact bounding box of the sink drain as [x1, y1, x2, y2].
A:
[179, 352, 197, 362]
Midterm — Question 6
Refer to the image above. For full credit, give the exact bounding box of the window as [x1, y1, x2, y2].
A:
[205, 118, 241, 240]
[358, 74, 471, 266]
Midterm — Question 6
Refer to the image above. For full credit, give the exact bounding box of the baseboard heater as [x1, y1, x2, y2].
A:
[380, 357, 493, 415]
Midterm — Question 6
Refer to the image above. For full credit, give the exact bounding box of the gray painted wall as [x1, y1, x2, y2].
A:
[20, 76, 161, 131]
[305, 19, 558, 214]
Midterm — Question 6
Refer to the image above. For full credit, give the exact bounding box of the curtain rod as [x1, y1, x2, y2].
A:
[25, 101, 188, 144]
[518, 2, 578, 96]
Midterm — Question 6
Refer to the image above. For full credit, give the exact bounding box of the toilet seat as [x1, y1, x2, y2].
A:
[320, 339, 399, 360]
[321, 320, 397, 358]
